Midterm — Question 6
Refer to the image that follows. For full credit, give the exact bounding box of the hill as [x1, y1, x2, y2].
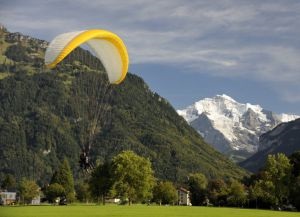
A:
[240, 118, 300, 172]
[0, 26, 247, 185]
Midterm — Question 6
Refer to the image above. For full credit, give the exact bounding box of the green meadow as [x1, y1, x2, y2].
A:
[0, 205, 298, 217]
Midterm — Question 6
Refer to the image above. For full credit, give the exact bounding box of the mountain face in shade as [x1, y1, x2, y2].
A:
[177, 94, 299, 162]
[240, 118, 300, 172]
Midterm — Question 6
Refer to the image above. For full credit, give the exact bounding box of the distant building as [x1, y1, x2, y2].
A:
[0, 23, 7, 31]
[177, 187, 192, 206]
[0, 191, 16, 205]
[31, 195, 41, 205]
[105, 198, 120, 204]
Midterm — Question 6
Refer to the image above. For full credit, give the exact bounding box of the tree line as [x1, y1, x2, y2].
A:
[1, 150, 299, 211]
[186, 152, 300, 211]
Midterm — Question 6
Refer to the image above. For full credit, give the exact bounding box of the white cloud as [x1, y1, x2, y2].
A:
[1, 0, 300, 103]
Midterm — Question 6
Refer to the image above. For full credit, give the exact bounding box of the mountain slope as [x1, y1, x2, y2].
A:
[177, 94, 299, 162]
[0, 26, 247, 184]
[240, 118, 300, 172]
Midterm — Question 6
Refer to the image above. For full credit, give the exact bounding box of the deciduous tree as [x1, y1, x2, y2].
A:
[263, 153, 292, 206]
[1, 174, 16, 190]
[89, 162, 113, 204]
[111, 151, 155, 205]
[188, 173, 208, 206]
[18, 178, 39, 204]
[289, 151, 300, 210]
[207, 179, 227, 206]
[75, 182, 91, 203]
[227, 180, 247, 207]
[45, 183, 65, 203]
[153, 181, 178, 205]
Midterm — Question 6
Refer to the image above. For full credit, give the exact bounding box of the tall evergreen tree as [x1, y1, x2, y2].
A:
[50, 158, 75, 202]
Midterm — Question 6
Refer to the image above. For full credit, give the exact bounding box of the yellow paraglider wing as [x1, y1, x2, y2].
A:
[45, 29, 129, 84]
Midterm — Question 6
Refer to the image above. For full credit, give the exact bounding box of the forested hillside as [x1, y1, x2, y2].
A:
[0, 26, 247, 185]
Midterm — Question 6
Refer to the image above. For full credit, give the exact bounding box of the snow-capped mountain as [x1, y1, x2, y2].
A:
[177, 94, 299, 162]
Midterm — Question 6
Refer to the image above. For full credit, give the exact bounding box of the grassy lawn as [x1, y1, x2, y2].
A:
[0, 205, 299, 217]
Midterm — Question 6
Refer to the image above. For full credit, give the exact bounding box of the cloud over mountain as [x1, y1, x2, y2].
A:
[1, 1, 300, 104]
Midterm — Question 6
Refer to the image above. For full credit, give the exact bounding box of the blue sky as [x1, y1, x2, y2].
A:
[1, 0, 300, 114]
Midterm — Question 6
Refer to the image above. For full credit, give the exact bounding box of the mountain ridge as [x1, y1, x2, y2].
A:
[240, 118, 300, 172]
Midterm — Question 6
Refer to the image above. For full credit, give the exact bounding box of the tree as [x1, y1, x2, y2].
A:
[89, 162, 113, 204]
[263, 153, 292, 206]
[188, 173, 208, 206]
[76, 182, 91, 203]
[249, 153, 292, 208]
[18, 178, 40, 204]
[250, 179, 276, 208]
[207, 179, 227, 206]
[290, 176, 300, 210]
[50, 159, 75, 202]
[289, 151, 300, 177]
[153, 181, 178, 205]
[45, 183, 65, 203]
[111, 151, 155, 205]
[1, 174, 16, 190]
[227, 180, 247, 207]
[289, 152, 300, 210]
[5, 44, 30, 62]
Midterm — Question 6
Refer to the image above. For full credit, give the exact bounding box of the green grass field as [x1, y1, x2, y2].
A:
[0, 205, 299, 217]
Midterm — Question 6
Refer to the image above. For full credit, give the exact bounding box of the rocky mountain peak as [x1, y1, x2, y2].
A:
[4, 31, 48, 49]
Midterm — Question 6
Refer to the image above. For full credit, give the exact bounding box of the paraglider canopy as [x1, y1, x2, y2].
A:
[45, 29, 129, 84]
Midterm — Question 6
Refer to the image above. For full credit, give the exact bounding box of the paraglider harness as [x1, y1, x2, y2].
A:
[79, 147, 94, 172]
